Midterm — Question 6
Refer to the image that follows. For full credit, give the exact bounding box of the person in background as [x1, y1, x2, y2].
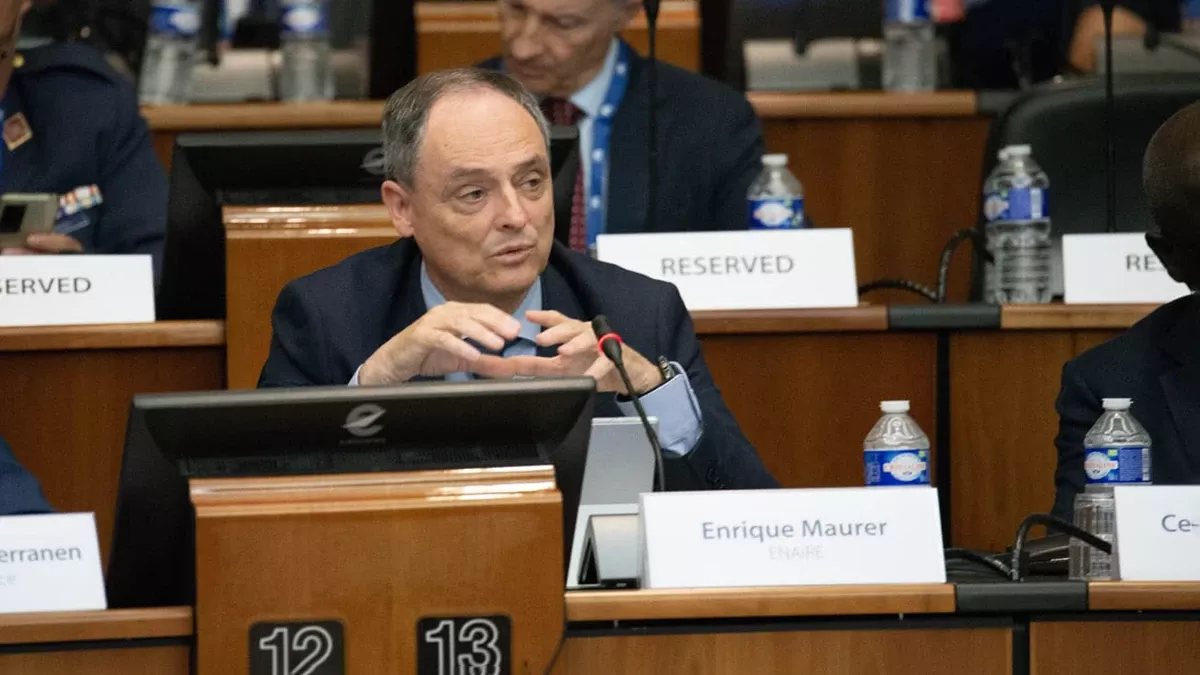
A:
[485, 0, 764, 251]
[1051, 101, 1200, 520]
[0, 0, 167, 275]
[0, 436, 52, 515]
[1069, 0, 1182, 72]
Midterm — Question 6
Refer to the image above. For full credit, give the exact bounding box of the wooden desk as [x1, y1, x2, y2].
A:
[0, 322, 226, 563]
[0, 607, 191, 675]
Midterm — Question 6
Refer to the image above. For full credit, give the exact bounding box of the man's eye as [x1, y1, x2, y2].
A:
[460, 189, 485, 203]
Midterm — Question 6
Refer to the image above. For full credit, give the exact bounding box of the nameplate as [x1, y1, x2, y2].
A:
[0, 255, 155, 328]
[1113, 486, 1200, 581]
[1062, 234, 1190, 304]
[595, 229, 858, 311]
[0, 513, 107, 614]
[639, 488, 945, 589]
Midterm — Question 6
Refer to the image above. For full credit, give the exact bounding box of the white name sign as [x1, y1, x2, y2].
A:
[1062, 234, 1190, 305]
[0, 513, 107, 614]
[639, 487, 945, 589]
[596, 229, 858, 311]
[0, 255, 155, 328]
[1114, 486, 1200, 581]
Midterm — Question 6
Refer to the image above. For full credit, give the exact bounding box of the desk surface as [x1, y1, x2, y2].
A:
[0, 321, 225, 352]
[0, 607, 192, 645]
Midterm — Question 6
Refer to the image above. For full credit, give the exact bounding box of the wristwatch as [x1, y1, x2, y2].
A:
[655, 357, 675, 388]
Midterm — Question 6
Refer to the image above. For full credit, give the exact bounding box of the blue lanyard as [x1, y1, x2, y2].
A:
[0, 108, 6, 193]
[584, 42, 632, 249]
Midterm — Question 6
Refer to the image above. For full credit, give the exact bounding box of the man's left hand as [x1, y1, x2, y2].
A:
[0, 234, 84, 255]
[498, 310, 665, 394]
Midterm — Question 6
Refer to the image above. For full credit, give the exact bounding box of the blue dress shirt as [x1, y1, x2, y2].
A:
[351, 264, 704, 455]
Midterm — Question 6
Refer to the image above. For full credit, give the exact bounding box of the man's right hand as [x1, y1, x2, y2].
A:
[357, 302, 523, 386]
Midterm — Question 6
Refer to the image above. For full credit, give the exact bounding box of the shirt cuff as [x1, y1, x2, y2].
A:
[349, 365, 363, 386]
[615, 362, 703, 457]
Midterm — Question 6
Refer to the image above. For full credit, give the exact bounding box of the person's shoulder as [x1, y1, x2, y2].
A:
[1068, 294, 1194, 373]
[556, 247, 682, 303]
[634, 55, 749, 108]
[285, 240, 406, 298]
[15, 42, 129, 89]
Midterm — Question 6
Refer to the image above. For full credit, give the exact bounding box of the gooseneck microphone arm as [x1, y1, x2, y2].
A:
[592, 315, 667, 492]
[1008, 513, 1113, 581]
[644, 0, 661, 234]
[1101, 0, 1117, 234]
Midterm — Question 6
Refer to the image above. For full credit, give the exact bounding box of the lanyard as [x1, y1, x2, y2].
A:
[584, 41, 632, 249]
[0, 107, 6, 193]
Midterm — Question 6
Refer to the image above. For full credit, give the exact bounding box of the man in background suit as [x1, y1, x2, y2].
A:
[484, 0, 764, 252]
[259, 68, 777, 491]
[0, 436, 52, 515]
[1052, 101, 1200, 520]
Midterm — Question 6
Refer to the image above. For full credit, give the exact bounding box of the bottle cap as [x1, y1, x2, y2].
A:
[763, 154, 789, 167]
[880, 400, 910, 414]
[1101, 398, 1133, 411]
[1004, 144, 1032, 157]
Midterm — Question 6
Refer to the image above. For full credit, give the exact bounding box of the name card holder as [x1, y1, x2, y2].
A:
[0, 254, 155, 327]
[0, 513, 106, 614]
[1113, 485, 1200, 581]
[596, 229, 859, 311]
[1062, 233, 1190, 305]
[639, 487, 945, 589]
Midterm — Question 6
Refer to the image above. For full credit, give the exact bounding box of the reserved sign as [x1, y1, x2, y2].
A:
[0, 513, 107, 614]
[595, 229, 858, 311]
[639, 487, 945, 589]
[1114, 486, 1200, 581]
[0, 255, 155, 328]
[1062, 233, 1190, 304]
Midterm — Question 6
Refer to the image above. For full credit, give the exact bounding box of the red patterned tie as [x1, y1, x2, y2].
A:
[541, 98, 588, 253]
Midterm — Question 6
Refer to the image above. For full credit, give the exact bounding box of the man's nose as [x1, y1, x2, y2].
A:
[508, 16, 545, 62]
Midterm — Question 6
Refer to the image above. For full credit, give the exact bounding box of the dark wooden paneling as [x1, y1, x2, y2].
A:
[1031, 620, 1200, 675]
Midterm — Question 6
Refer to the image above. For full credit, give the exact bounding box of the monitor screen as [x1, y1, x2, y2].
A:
[105, 378, 595, 608]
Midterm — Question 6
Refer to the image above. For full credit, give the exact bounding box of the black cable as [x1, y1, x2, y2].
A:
[945, 547, 1012, 579]
[937, 228, 992, 303]
[614, 364, 667, 493]
[857, 278, 938, 303]
[1009, 512, 1113, 581]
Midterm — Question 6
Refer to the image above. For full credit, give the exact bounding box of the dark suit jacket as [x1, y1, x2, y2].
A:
[1053, 293, 1200, 519]
[484, 45, 765, 234]
[0, 437, 53, 516]
[259, 239, 779, 491]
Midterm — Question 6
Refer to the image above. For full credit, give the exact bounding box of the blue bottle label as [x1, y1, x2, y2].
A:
[865, 449, 930, 486]
[749, 198, 804, 229]
[281, 1, 330, 37]
[984, 187, 1047, 222]
[149, 3, 201, 38]
[886, 0, 932, 22]
[1084, 447, 1151, 484]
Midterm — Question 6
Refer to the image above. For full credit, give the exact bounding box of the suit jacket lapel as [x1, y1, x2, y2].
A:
[1158, 294, 1200, 478]
[607, 49, 650, 235]
[539, 259, 587, 358]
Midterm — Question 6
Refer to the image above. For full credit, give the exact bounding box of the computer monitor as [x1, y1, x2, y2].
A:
[105, 378, 595, 608]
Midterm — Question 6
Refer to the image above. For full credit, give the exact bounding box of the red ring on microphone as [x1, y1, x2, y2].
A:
[596, 332, 623, 354]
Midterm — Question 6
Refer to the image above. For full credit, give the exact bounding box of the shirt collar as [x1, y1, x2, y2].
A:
[569, 38, 620, 118]
[419, 262, 543, 345]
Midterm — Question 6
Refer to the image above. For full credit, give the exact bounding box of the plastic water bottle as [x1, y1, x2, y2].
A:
[278, 0, 334, 102]
[748, 154, 805, 229]
[864, 400, 931, 487]
[138, 1, 202, 105]
[1069, 398, 1153, 581]
[982, 145, 1052, 304]
[883, 0, 937, 92]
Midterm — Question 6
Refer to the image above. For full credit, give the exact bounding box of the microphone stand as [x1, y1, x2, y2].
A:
[1101, 0, 1117, 233]
[644, 0, 661, 234]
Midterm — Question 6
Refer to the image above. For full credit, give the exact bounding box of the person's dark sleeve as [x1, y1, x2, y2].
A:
[0, 437, 53, 516]
[94, 76, 168, 280]
[258, 281, 330, 388]
[1052, 359, 1102, 521]
[658, 285, 779, 490]
[706, 95, 765, 231]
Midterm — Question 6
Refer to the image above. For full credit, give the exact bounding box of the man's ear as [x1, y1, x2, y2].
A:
[381, 180, 416, 239]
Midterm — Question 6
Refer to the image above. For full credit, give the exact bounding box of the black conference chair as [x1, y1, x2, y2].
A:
[970, 74, 1200, 299]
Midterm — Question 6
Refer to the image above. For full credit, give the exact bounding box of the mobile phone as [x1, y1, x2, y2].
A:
[0, 193, 58, 249]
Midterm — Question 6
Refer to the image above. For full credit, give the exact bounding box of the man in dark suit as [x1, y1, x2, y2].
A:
[0, 436, 52, 515]
[1, 0, 167, 275]
[1052, 101, 1200, 520]
[260, 68, 777, 491]
[482, 0, 764, 251]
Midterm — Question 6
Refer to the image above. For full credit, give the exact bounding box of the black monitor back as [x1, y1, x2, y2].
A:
[106, 379, 595, 608]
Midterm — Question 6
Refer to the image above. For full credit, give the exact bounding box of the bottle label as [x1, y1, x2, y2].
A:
[1084, 446, 1151, 484]
[749, 198, 804, 229]
[865, 449, 930, 486]
[984, 187, 1047, 222]
[281, 0, 330, 37]
[886, 0, 932, 22]
[149, 3, 201, 38]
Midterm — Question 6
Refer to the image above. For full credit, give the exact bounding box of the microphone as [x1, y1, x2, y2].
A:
[644, 0, 661, 234]
[591, 315, 667, 493]
[1101, 0, 1117, 233]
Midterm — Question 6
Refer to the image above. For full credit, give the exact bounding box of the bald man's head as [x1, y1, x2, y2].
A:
[1144, 102, 1200, 290]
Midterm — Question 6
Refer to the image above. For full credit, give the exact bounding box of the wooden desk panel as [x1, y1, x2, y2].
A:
[1031, 619, 1200, 675]
[0, 647, 190, 675]
[1089, 582, 1200, 611]
[0, 607, 192, 645]
[949, 329, 1123, 551]
[556, 626, 1011, 675]
[0, 324, 225, 564]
